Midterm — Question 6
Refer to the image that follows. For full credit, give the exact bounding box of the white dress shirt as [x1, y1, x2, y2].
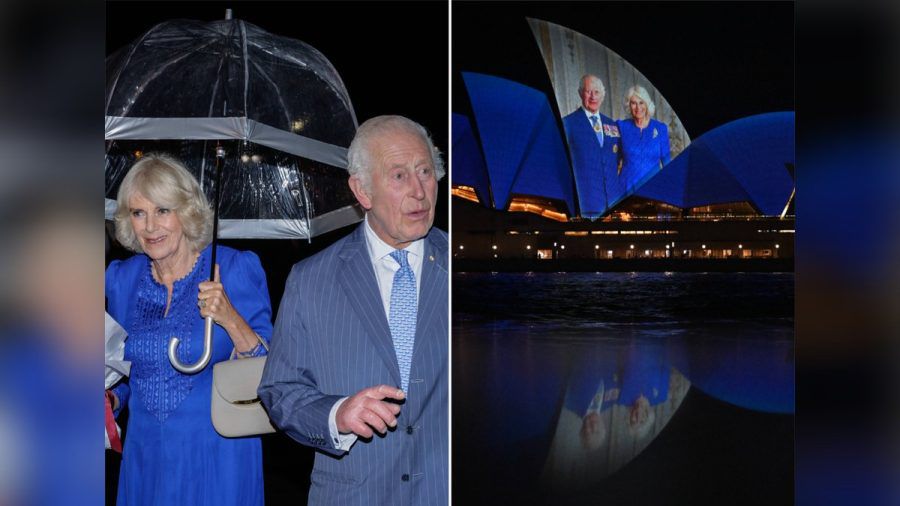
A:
[582, 105, 602, 121]
[582, 106, 603, 128]
[328, 215, 426, 451]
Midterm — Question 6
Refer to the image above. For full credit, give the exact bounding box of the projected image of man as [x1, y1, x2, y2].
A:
[561, 74, 622, 218]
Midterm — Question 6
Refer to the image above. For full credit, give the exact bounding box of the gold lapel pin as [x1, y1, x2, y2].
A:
[429, 255, 435, 262]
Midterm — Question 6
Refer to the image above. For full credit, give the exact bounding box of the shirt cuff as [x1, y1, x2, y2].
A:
[328, 397, 358, 451]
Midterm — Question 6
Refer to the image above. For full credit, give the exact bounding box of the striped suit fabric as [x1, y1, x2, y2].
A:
[259, 223, 449, 505]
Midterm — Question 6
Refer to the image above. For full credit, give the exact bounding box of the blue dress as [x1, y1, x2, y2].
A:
[106, 245, 272, 505]
[563, 346, 622, 416]
[616, 118, 671, 195]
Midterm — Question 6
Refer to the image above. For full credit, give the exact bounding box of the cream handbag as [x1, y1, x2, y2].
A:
[211, 338, 277, 437]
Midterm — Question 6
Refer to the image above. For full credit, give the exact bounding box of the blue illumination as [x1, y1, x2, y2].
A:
[452, 113, 492, 207]
[638, 112, 794, 215]
[462, 72, 575, 214]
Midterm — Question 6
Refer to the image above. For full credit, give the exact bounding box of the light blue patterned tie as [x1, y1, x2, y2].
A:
[389, 249, 417, 392]
[590, 114, 604, 147]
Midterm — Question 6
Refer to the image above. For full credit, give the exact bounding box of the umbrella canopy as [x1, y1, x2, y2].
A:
[105, 16, 362, 239]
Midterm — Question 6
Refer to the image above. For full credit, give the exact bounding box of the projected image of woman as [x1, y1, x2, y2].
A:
[617, 85, 671, 193]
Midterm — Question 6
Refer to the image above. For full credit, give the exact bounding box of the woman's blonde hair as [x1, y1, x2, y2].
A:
[114, 153, 213, 253]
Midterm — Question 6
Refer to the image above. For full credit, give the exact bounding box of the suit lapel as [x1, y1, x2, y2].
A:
[337, 224, 402, 387]
[413, 230, 448, 360]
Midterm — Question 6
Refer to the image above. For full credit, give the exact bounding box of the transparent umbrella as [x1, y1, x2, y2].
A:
[105, 12, 361, 372]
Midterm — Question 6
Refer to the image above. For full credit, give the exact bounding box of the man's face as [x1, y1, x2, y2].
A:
[629, 395, 651, 427]
[349, 129, 438, 249]
[580, 77, 603, 114]
[579, 412, 606, 451]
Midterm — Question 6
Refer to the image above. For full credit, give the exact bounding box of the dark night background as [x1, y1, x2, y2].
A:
[107, 1, 449, 239]
[106, 0, 449, 311]
[452, 1, 794, 139]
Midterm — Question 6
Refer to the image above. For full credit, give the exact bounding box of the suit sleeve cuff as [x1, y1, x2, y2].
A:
[328, 397, 358, 451]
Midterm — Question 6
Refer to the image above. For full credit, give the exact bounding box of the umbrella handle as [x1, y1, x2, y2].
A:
[168, 316, 214, 374]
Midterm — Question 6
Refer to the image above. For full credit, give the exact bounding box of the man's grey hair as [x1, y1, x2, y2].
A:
[346, 115, 445, 191]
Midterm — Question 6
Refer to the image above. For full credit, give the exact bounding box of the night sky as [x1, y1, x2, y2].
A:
[452, 1, 794, 138]
[106, 0, 450, 230]
[108, 1, 793, 229]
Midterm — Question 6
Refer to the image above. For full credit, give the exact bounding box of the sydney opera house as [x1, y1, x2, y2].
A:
[452, 20, 794, 270]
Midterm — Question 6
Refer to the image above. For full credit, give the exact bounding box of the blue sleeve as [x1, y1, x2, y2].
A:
[257, 264, 346, 455]
[105, 260, 123, 323]
[616, 120, 625, 164]
[105, 259, 130, 416]
[223, 250, 273, 356]
[562, 114, 576, 149]
[660, 122, 671, 165]
[111, 381, 129, 418]
[105, 259, 120, 291]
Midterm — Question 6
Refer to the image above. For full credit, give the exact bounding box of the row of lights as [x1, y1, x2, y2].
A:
[135, 148, 264, 164]
[459, 243, 781, 251]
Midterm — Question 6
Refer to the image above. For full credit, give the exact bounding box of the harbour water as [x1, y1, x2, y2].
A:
[453, 271, 794, 504]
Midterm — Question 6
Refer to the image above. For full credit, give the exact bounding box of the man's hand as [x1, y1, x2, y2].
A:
[336, 385, 405, 438]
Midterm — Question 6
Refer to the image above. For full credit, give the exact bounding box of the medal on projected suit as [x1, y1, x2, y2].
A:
[593, 121, 602, 133]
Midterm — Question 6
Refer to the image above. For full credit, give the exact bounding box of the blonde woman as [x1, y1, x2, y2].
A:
[616, 85, 671, 192]
[106, 153, 271, 505]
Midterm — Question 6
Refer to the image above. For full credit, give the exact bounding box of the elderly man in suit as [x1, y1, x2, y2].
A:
[561, 74, 622, 218]
[259, 115, 448, 505]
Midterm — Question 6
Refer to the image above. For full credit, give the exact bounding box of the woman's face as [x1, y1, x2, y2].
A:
[629, 95, 648, 122]
[128, 191, 187, 263]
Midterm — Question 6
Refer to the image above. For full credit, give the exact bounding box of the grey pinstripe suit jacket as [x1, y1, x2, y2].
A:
[259, 223, 449, 505]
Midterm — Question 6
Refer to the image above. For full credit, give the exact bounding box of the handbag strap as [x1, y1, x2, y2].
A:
[229, 333, 269, 360]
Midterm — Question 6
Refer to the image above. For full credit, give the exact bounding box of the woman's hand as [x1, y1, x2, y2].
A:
[198, 264, 260, 354]
[198, 265, 239, 327]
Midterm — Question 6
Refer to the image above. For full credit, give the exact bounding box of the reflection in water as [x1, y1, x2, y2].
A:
[453, 272, 793, 502]
[682, 332, 794, 414]
[542, 340, 690, 492]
